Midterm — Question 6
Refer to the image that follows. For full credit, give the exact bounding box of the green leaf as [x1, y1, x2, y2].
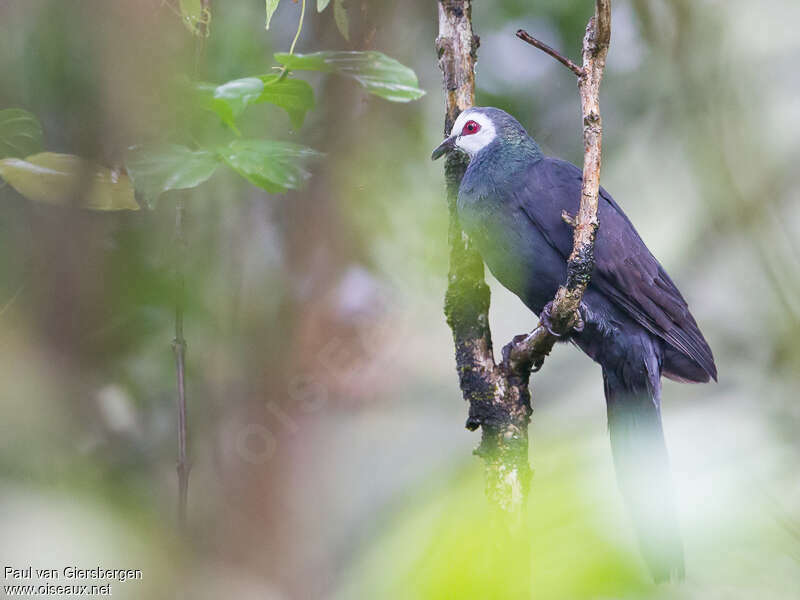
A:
[317, 0, 330, 11]
[274, 51, 426, 102]
[265, 0, 280, 29]
[194, 75, 313, 129]
[333, 0, 349, 41]
[258, 76, 315, 128]
[179, 0, 210, 37]
[0, 153, 139, 211]
[0, 109, 44, 159]
[218, 139, 320, 193]
[195, 77, 265, 132]
[125, 144, 220, 208]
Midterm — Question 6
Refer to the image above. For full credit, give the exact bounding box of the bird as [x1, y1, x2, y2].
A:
[432, 106, 717, 582]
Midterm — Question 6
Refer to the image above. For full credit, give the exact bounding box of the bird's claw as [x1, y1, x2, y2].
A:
[539, 301, 563, 337]
[502, 333, 533, 370]
[540, 301, 585, 336]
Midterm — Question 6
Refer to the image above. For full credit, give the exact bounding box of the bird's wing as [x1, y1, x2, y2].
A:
[514, 157, 717, 381]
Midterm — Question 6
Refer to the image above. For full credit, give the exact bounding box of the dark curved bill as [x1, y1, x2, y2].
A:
[431, 135, 456, 160]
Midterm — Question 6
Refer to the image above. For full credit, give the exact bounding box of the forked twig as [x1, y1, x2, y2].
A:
[515, 29, 583, 77]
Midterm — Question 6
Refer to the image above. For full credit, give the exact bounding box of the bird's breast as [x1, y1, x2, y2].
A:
[457, 192, 566, 314]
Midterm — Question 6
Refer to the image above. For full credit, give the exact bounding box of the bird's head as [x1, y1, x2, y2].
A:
[431, 107, 533, 161]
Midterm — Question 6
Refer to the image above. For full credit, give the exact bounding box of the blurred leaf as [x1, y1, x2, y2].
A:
[339, 452, 649, 600]
[179, 0, 210, 37]
[125, 144, 219, 209]
[258, 76, 315, 128]
[195, 77, 265, 132]
[218, 139, 320, 193]
[0, 153, 139, 210]
[265, 0, 280, 29]
[334, 0, 350, 41]
[194, 75, 313, 130]
[0, 109, 44, 159]
[317, 0, 330, 11]
[275, 51, 426, 102]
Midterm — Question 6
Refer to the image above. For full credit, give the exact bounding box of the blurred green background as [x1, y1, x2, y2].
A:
[1, 1, 798, 598]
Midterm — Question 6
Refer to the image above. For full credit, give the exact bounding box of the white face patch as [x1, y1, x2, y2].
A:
[450, 110, 497, 158]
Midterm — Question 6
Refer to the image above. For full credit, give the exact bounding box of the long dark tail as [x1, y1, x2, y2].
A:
[603, 365, 685, 582]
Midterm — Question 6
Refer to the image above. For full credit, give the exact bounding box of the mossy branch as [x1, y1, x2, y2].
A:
[436, 0, 532, 531]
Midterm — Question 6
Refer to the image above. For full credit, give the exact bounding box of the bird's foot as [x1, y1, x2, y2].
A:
[501, 332, 546, 375]
[539, 301, 563, 337]
[540, 301, 585, 336]
[501, 333, 530, 365]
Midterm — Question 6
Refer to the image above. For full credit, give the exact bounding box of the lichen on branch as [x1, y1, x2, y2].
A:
[436, 0, 532, 522]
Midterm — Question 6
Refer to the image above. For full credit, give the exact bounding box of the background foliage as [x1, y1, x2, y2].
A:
[1, 1, 798, 598]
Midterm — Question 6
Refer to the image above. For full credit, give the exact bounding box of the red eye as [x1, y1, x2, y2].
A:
[461, 120, 481, 136]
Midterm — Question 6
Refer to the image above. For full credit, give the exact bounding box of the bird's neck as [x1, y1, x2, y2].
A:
[464, 137, 543, 188]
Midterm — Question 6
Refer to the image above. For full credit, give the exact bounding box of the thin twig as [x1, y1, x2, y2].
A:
[171, 0, 210, 534]
[508, 0, 611, 373]
[516, 29, 583, 77]
[172, 210, 191, 533]
[173, 197, 190, 533]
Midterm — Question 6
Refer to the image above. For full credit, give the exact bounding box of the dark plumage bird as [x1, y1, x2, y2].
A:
[432, 107, 717, 582]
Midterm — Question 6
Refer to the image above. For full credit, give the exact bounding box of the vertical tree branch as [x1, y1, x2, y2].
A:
[436, 0, 492, 432]
[509, 0, 612, 371]
[436, 0, 532, 528]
